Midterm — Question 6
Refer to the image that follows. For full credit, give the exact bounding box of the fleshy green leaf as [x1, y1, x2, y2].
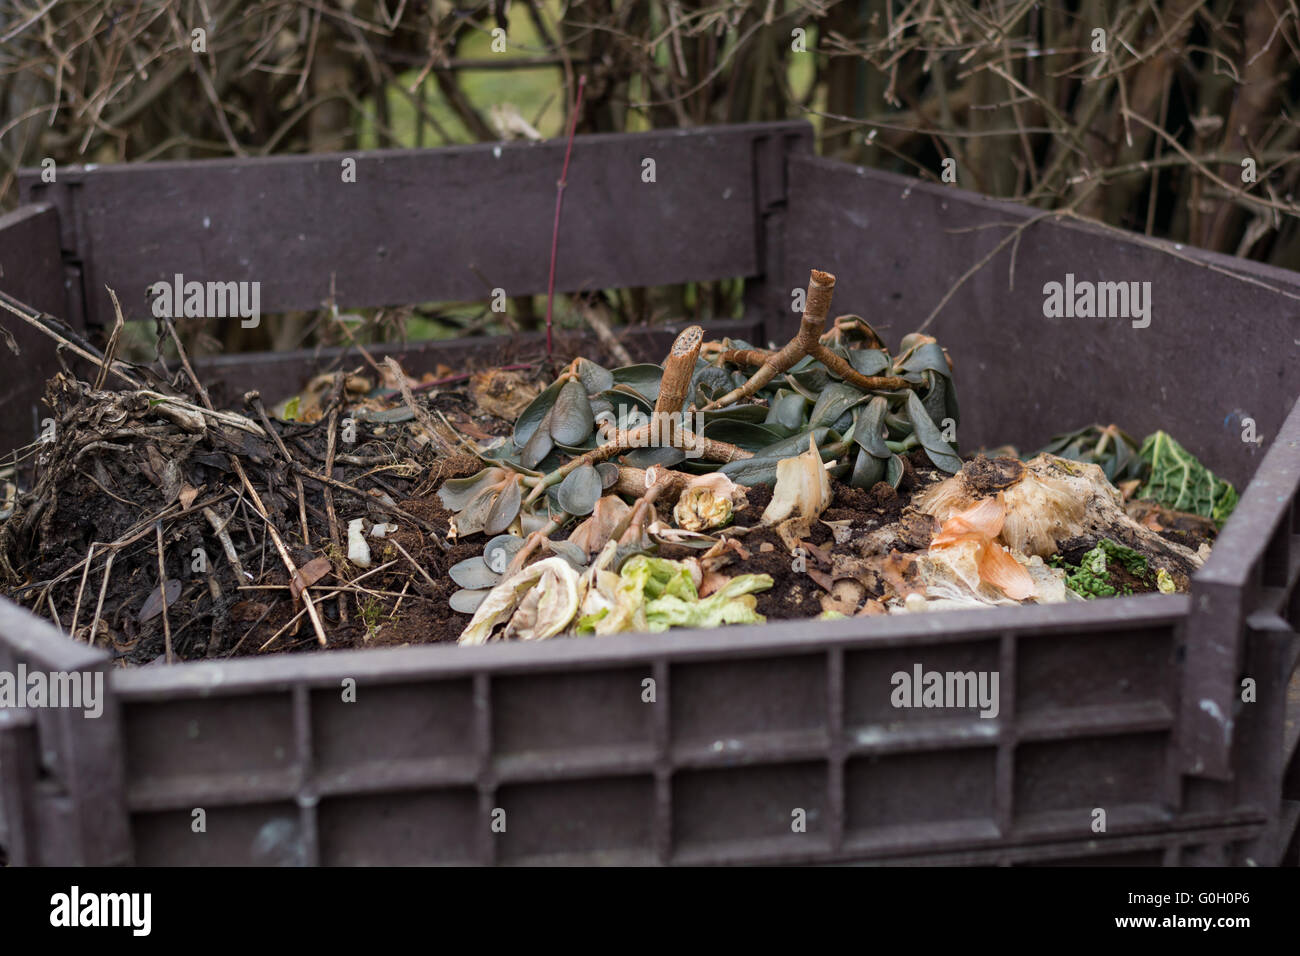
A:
[438, 468, 507, 511]
[906, 391, 962, 473]
[847, 349, 892, 377]
[519, 421, 555, 469]
[484, 475, 522, 535]
[850, 447, 885, 488]
[556, 463, 603, 516]
[623, 445, 687, 469]
[886, 454, 905, 488]
[512, 379, 564, 447]
[611, 365, 663, 403]
[853, 397, 891, 459]
[809, 382, 872, 428]
[900, 341, 949, 377]
[765, 390, 809, 433]
[449, 556, 501, 590]
[550, 379, 595, 446]
[574, 358, 614, 395]
[702, 419, 783, 452]
[450, 588, 491, 614]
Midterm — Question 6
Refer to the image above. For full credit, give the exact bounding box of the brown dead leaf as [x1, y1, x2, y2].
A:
[291, 556, 333, 604]
[700, 537, 750, 572]
[804, 540, 833, 566]
[470, 369, 543, 422]
[569, 495, 632, 557]
[773, 516, 814, 554]
[806, 567, 835, 592]
[179, 483, 200, 511]
[139, 579, 181, 623]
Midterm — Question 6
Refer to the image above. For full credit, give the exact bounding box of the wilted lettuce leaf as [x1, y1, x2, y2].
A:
[645, 573, 772, 631]
[1137, 431, 1237, 526]
[577, 556, 772, 634]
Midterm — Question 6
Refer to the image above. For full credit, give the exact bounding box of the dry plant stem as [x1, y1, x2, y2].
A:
[228, 456, 329, 647]
[387, 538, 439, 592]
[654, 325, 703, 417]
[702, 270, 907, 410]
[203, 506, 248, 582]
[0, 291, 143, 389]
[578, 299, 634, 366]
[87, 551, 114, 647]
[155, 520, 173, 664]
[383, 356, 456, 453]
[68, 542, 95, 638]
[323, 375, 347, 624]
[256, 560, 400, 651]
[292, 463, 442, 538]
[246, 391, 311, 549]
[162, 314, 214, 413]
[135, 391, 266, 437]
[96, 289, 126, 392]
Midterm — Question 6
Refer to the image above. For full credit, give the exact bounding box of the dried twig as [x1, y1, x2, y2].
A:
[155, 520, 173, 664]
[246, 391, 312, 549]
[228, 456, 329, 647]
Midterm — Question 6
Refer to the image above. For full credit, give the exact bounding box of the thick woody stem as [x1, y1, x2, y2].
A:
[523, 419, 752, 506]
[655, 325, 703, 417]
[702, 269, 837, 410]
[807, 344, 911, 393]
[703, 269, 911, 404]
[613, 466, 691, 501]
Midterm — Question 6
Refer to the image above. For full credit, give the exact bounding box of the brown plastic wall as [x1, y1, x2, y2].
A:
[0, 122, 1297, 865]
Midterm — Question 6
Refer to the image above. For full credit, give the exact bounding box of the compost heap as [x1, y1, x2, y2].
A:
[0, 269, 1227, 662]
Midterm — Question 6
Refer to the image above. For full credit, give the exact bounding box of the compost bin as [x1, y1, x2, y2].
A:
[0, 121, 1297, 865]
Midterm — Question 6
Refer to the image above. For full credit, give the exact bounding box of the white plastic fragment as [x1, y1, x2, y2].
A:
[369, 522, 398, 539]
[347, 518, 372, 568]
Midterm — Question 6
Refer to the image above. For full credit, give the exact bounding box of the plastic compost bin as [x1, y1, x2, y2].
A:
[0, 121, 1297, 866]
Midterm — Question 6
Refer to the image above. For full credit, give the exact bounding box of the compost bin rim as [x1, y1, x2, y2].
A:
[98, 592, 1190, 699]
[791, 152, 1300, 294]
[1190, 401, 1300, 589]
[15, 118, 810, 179]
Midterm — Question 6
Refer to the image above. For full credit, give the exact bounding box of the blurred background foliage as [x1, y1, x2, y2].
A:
[1, 0, 1297, 357]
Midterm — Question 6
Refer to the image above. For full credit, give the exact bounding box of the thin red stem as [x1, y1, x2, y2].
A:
[544, 74, 586, 358]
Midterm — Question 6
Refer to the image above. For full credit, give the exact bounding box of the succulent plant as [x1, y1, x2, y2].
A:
[436, 270, 964, 634]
